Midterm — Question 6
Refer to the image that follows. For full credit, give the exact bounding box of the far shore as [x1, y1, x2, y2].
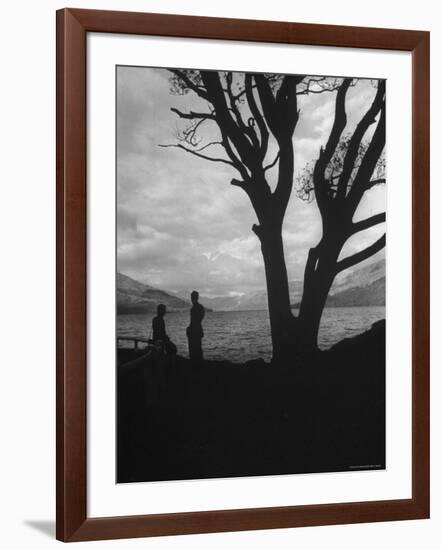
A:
[118, 304, 385, 315]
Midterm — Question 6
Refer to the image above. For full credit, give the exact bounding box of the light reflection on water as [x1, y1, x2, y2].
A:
[117, 307, 385, 363]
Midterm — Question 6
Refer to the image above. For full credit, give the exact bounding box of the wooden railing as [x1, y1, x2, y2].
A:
[117, 336, 152, 350]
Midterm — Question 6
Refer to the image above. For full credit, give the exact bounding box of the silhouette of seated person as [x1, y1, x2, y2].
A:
[152, 304, 177, 358]
[186, 290, 205, 364]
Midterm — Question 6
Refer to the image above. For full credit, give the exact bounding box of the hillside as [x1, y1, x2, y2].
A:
[117, 272, 190, 314]
[331, 257, 385, 295]
[325, 276, 385, 307]
[202, 259, 385, 311]
[118, 258, 385, 313]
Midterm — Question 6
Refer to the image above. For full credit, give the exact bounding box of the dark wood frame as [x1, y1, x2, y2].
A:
[56, 7, 430, 542]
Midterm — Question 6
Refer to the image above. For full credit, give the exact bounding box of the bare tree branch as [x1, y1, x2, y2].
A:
[336, 80, 385, 200]
[158, 143, 235, 166]
[224, 86, 249, 101]
[254, 75, 279, 137]
[176, 118, 208, 147]
[366, 177, 386, 188]
[230, 178, 251, 192]
[349, 102, 386, 208]
[170, 107, 215, 120]
[190, 140, 223, 152]
[225, 73, 259, 149]
[200, 71, 255, 170]
[264, 151, 280, 172]
[315, 79, 351, 181]
[245, 74, 269, 159]
[336, 233, 385, 273]
[220, 130, 252, 182]
[313, 78, 352, 212]
[225, 74, 246, 130]
[351, 212, 386, 234]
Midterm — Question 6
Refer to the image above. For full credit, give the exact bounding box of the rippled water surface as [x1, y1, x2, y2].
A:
[117, 307, 385, 363]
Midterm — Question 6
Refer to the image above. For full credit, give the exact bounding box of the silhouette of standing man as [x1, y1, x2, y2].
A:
[186, 290, 205, 364]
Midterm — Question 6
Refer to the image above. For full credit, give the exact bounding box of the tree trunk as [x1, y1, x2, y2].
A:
[298, 239, 341, 352]
[257, 222, 296, 363]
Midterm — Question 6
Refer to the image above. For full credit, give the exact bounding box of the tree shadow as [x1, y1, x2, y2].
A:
[23, 520, 55, 538]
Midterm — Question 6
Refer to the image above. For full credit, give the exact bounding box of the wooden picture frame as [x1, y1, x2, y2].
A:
[56, 7, 430, 542]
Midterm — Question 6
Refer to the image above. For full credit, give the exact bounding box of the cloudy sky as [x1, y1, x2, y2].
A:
[117, 67, 385, 297]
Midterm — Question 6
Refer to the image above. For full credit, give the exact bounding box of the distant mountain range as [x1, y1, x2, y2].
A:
[324, 276, 385, 307]
[117, 272, 190, 314]
[201, 282, 303, 312]
[200, 259, 385, 311]
[118, 258, 385, 314]
[322, 259, 385, 307]
[328, 257, 385, 297]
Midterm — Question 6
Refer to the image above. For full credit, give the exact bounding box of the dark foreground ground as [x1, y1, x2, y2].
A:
[117, 320, 385, 483]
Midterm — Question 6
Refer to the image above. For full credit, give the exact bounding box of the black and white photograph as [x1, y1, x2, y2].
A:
[0, 0, 434, 545]
[116, 66, 386, 483]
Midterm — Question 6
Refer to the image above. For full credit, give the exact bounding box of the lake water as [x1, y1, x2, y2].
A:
[117, 307, 385, 363]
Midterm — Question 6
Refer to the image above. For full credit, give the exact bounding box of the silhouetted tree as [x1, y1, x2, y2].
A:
[296, 78, 386, 350]
[162, 71, 382, 359]
[163, 70, 341, 361]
